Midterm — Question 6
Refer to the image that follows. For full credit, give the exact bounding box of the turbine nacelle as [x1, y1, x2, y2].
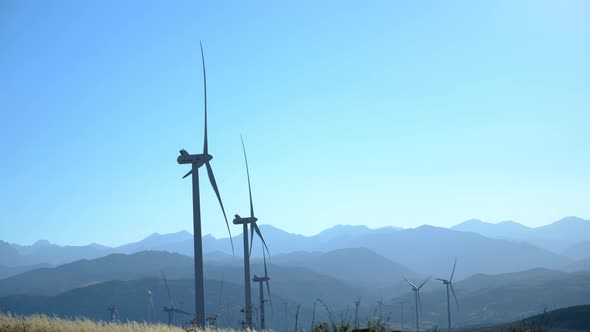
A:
[253, 274, 270, 282]
[435, 278, 451, 285]
[177, 149, 213, 166]
[233, 214, 258, 225]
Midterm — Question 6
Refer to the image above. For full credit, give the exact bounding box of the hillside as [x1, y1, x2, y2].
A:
[2, 251, 590, 329]
[465, 305, 590, 332]
[0, 250, 367, 306]
[270, 247, 415, 287]
[0, 251, 193, 296]
[393, 268, 590, 328]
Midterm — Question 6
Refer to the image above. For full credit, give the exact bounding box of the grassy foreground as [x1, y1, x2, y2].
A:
[0, 313, 204, 332]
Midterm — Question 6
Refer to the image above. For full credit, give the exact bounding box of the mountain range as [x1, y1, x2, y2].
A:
[451, 216, 590, 254]
[2, 216, 589, 280]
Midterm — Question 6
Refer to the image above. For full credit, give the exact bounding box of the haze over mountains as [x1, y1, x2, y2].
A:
[2, 216, 588, 279]
[1, 216, 589, 329]
[1, 250, 589, 329]
[451, 216, 590, 254]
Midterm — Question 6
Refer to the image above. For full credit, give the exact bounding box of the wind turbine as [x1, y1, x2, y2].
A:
[177, 42, 234, 327]
[233, 136, 270, 329]
[253, 247, 272, 331]
[403, 276, 430, 332]
[294, 303, 301, 332]
[161, 272, 192, 326]
[206, 277, 225, 327]
[147, 290, 155, 322]
[107, 305, 119, 322]
[377, 298, 384, 321]
[311, 299, 320, 332]
[435, 259, 459, 332]
[353, 298, 361, 330]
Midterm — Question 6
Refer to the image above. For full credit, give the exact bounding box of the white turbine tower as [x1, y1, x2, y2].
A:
[403, 276, 430, 332]
[435, 259, 459, 332]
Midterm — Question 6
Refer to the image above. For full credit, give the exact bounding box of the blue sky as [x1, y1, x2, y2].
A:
[1, 1, 589, 246]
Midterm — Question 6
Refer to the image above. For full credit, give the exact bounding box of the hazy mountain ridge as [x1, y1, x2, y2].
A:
[0, 251, 193, 297]
[451, 216, 590, 253]
[1, 217, 587, 279]
[269, 247, 416, 287]
[0, 249, 379, 300]
[1, 252, 589, 329]
[564, 257, 590, 272]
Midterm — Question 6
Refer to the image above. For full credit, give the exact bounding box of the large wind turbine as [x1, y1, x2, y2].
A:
[403, 276, 430, 332]
[253, 247, 272, 331]
[177, 42, 233, 327]
[233, 137, 270, 329]
[162, 272, 192, 326]
[435, 259, 459, 332]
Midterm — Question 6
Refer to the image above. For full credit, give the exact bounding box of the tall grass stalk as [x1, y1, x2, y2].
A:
[0, 313, 234, 332]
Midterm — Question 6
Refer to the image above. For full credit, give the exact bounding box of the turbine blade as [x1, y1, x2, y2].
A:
[205, 161, 234, 254]
[418, 276, 431, 289]
[450, 283, 459, 311]
[161, 271, 173, 306]
[200, 41, 208, 155]
[240, 136, 254, 218]
[402, 276, 417, 289]
[253, 222, 270, 258]
[434, 278, 447, 282]
[182, 169, 193, 179]
[175, 309, 192, 316]
[249, 223, 255, 257]
[450, 258, 457, 282]
[263, 244, 268, 278]
[266, 279, 272, 307]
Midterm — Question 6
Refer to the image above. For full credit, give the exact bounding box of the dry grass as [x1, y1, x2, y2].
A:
[0, 313, 231, 332]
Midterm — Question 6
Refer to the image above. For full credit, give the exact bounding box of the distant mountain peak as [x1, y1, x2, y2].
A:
[555, 216, 586, 224]
[144, 230, 192, 241]
[32, 240, 53, 248]
[203, 234, 216, 240]
[316, 224, 371, 238]
[454, 219, 489, 227]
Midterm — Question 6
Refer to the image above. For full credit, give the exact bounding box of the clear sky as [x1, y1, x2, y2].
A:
[1, 0, 589, 246]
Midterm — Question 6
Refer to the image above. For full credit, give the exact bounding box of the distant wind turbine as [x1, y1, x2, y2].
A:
[147, 290, 155, 322]
[311, 299, 320, 332]
[253, 247, 272, 331]
[161, 272, 192, 326]
[107, 305, 119, 322]
[353, 299, 361, 330]
[177, 42, 234, 327]
[233, 136, 270, 329]
[435, 258, 459, 332]
[403, 276, 431, 332]
[295, 303, 301, 332]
